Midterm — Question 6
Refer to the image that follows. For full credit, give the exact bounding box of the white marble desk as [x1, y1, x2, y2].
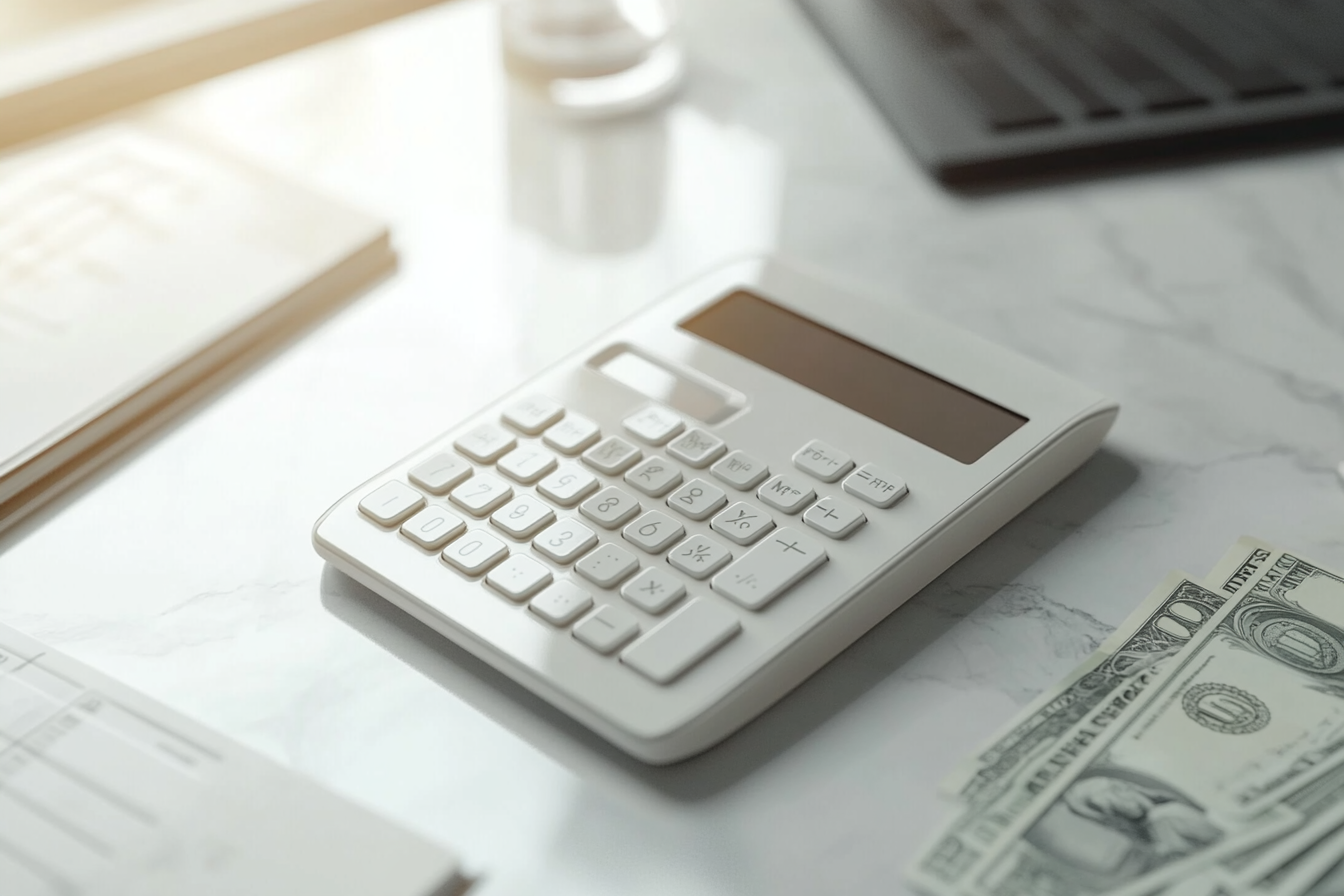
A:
[2, 1, 1343, 893]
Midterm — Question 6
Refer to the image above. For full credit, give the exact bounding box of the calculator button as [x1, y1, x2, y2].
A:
[843, 463, 909, 508]
[486, 554, 553, 601]
[502, 395, 564, 435]
[575, 543, 641, 588]
[573, 605, 640, 654]
[582, 436, 642, 475]
[793, 440, 855, 483]
[621, 598, 741, 685]
[529, 580, 593, 626]
[442, 529, 509, 575]
[667, 534, 732, 579]
[803, 497, 866, 539]
[579, 486, 641, 529]
[543, 414, 601, 455]
[711, 450, 770, 490]
[622, 405, 685, 445]
[537, 463, 599, 507]
[450, 474, 514, 516]
[408, 452, 473, 495]
[622, 511, 686, 554]
[666, 478, 728, 521]
[490, 495, 556, 540]
[666, 428, 727, 468]
[497, 446, 558, 484]
[620, 568, 686, 614]
[623, 456, 683, 497]
[454, 423, 517, 464]
[710, 501, 776, 546]
[532, 518, 599, 564]
[359, 481, 425, 526]
[712, 527, 828, 610]
[400, 505, 466, 550]
[757, 474, 816, 514]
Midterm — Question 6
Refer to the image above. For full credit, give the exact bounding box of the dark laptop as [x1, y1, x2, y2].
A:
[793, 0, 1344, 183]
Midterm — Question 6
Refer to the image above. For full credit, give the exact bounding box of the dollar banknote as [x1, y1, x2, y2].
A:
[940, 575, 1230, 804]
[1206, 537, 1344, 628]
[965, 568, 1344, 896]
[909, 574, 1231, 894]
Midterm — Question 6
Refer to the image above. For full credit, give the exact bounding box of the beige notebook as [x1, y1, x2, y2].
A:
[0, 0, 445, 150]
[0, 124, 395, 534]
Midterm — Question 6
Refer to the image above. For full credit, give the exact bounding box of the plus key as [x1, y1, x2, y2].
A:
[711, 527, 828, 610]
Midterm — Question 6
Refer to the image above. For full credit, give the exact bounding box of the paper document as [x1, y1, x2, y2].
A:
[0, 621, 470, 896]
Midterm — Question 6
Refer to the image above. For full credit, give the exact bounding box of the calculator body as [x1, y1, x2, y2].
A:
[313, 258, 1118, 764]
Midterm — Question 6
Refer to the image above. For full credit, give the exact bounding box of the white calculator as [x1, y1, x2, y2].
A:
[313, 258, 1118, 764]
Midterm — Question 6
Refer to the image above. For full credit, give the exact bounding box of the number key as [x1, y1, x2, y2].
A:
[623, 456, 683, 497]
[537, 463, 598, 506]
[666, 478, 727, 521]
[621, 510, 686, 554]
[450, 474, 514, 517]
[532, 518, 598, 564]
[400, 505, 466, 550]
[359, 481, 424, 526]
[497, 446, 558, 484]
[579, 486, 641, 529]
[453, 423, 516, 464]
[502, 395, 564, 435]
[490, 494, 556, 539]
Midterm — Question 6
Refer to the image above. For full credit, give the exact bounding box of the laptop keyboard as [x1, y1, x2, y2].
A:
[892, 0, 1344, 132]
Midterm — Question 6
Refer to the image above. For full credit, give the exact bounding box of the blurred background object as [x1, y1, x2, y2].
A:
[0, 0, 446, 151]
[500, 0, 683, 118]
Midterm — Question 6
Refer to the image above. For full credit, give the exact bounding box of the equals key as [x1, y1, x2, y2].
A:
[842, 463, 908, 509]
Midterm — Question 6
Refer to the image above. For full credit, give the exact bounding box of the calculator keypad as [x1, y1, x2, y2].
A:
[358, 396, 914, 692]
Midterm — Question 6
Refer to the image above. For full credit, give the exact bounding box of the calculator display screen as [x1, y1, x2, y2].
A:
[679, 290, 1027, 464]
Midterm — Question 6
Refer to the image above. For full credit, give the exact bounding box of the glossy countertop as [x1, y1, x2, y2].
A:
[1, 1, 1342, 893]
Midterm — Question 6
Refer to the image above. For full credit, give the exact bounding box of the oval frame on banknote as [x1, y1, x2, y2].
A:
[1232, 603, 1344, 676]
